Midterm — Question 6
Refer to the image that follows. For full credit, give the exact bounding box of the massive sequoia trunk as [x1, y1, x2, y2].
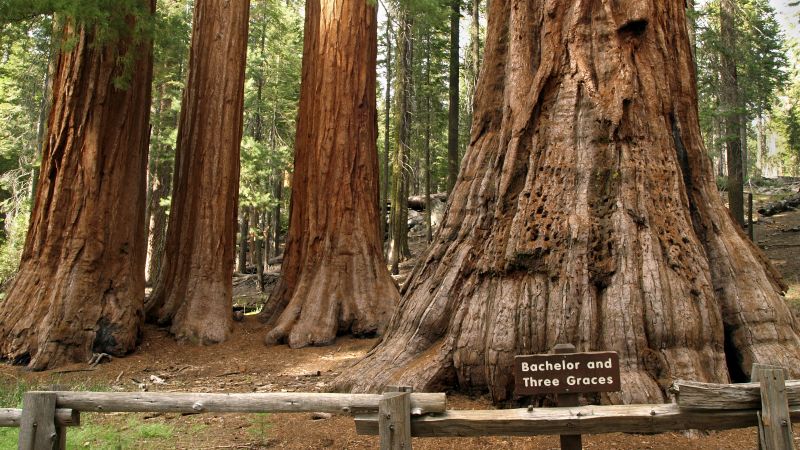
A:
[257, 0, 400, 347]
[0, 6, 154, 370]
[337, 0, 800, 404]
[147, 0, 249, 344]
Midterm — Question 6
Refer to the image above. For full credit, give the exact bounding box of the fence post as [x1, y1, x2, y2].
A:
[379, 386, 412, 450]
[554, 344, 581, 450]
[46, 386, 67, 450]
[19, 392, 58, 450]
[752, 364, 794, 450]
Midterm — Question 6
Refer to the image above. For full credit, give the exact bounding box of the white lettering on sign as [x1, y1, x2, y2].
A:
[566, 376, 615, 386]
[514, 351, 620, 395]
[520, 358, 582, 372]
[586, 359, 614, 369]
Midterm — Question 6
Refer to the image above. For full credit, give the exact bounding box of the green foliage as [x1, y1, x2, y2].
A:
[247, 412, 272, 445]
[0, 380, 170, 449]
[1, 0, 154, 42]
[238, 0, 301, 219]
[695, 0, 790, 177]
[0, 205, 29, 290]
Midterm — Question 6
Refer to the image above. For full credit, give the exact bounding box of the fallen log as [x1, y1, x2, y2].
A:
[757, 194, 800, 217]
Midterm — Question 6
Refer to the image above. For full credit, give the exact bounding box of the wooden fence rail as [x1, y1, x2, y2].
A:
[0, 408, 78, 428]
[3, 377, 798, 450]
[355, 403, 800, 437]
[45, 391, 446, 415]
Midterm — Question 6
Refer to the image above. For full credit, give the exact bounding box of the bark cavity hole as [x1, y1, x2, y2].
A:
[618, 19, 648, 37]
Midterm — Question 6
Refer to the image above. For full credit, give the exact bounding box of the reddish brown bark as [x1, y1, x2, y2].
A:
[147, 0, 249, 344]
[338, 0, 800, 404]
[0, 6, 154, 370]
[258, 0, 399, 347]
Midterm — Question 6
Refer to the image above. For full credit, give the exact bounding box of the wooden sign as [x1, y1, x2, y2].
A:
[514, 351, 620, 395]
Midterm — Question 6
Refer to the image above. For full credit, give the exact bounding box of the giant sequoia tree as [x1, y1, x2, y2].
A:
[147, 0, 249, 344]
[0, 2, 155, 369]
[258, 0, 399, 346]
[338, 0, 800, 404]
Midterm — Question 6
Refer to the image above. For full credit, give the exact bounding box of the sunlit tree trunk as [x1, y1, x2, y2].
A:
[148, 0, 249, 344]
[338, 0, 800, 404]
[0, 4, 155, 369]
[258, 0, 400, 347]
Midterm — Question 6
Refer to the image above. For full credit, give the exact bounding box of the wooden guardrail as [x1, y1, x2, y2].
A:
[5, 390, 446, 450]
[356, 365, 798, 450]
[4, 366, 798, 450]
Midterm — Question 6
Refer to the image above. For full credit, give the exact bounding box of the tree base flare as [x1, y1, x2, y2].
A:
[261, 252, 399, 349]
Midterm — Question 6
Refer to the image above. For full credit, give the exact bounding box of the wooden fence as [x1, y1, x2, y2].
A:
[3, 365, 798, 450]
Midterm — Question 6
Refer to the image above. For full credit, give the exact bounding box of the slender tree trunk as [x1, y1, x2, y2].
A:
[145, 150, 172, 286]
[0, 4, 155, 369]
[272, 172, 282, 258]
[465, 0, 482, 128]
[263, 209, 273, 265]
[686, 0, 696, 60]
[238, 211, 250, 273]
[338, 0, 800, 404]
[31, 25, 58, 201]
[424, 36, 433, 244]
[388, 10, 413, 275]
[381, 14, 393, 252]
[447, 0, 460, 193]
[249, 207, 259, 267]
[757, 114, 767, 177]
[148, 0, 249, 344]
[257, 0, 399, 347]
[741, 115, 748, 181]
[721, 0, 744, 227]
[715, 113, 726, 177]
[145, 84, 176, 287]
[254, 208, 265, 291]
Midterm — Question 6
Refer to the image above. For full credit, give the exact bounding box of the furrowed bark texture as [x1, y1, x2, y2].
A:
[338, 0, 800, 404]
[258, 0, 400, 347]
[0, 8, 154, 370]
[147, 0, 249, 344]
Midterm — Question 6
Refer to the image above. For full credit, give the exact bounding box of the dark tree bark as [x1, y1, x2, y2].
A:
[0, 4, 155, 369]
[257, 0, 400, 347]
[148, 0, 249, 344]
[721, 0, 744, 227]
[387, 9, 413, 275]
[447, 0, 460, 193]
[338, 0, 800, 404]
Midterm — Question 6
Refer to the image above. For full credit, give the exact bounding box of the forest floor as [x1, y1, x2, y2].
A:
[1, 185, 800, 449]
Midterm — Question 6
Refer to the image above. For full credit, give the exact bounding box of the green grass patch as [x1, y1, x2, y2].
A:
[0, 380, 170, 449]
[248, 412, 271, 445]
[67, 415, 175, 449]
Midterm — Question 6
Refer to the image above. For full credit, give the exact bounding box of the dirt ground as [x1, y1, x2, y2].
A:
[1, 189, 800, 449]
